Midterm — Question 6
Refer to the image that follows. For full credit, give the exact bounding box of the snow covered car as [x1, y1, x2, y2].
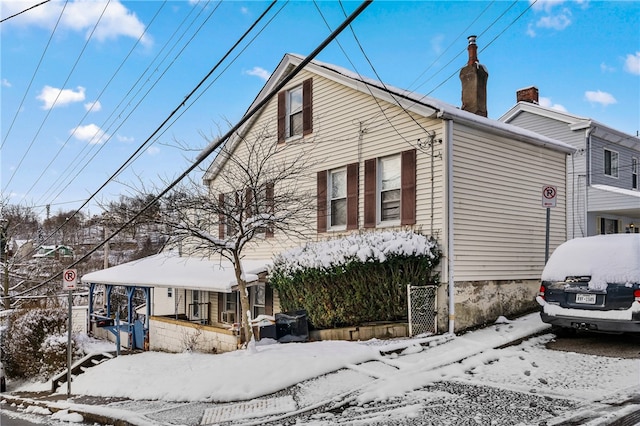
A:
[537, 234, 640, 335]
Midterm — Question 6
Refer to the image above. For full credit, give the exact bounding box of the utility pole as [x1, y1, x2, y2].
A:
[1, 218, 9, 310]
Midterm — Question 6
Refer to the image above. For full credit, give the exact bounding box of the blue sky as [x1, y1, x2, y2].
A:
[1, 0, 639, 219]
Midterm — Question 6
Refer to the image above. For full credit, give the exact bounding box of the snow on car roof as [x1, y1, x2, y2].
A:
[541, 234, 640, 290]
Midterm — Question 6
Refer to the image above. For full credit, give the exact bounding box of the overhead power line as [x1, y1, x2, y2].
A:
[15, 0, 374, 297]
[0, 0, 51, 23]
[8, 0, 280, 269]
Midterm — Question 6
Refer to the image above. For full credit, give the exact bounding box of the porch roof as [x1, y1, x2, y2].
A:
[81, 252, 271, 293]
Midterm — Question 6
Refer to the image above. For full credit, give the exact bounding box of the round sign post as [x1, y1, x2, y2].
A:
[63, 269, 77, 396]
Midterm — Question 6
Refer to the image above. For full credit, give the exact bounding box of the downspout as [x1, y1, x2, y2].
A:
[444, 118, 455, 335]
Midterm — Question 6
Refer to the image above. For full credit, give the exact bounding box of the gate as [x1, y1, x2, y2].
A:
[407, 285, 438, 337]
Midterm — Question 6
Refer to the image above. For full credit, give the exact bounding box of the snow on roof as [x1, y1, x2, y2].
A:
[81, 252, 271, 292]
[297, 54, 575, 154]
[541, 234, 640, 290]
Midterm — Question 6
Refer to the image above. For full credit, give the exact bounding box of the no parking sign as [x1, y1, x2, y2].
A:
[542, 185, 557, 208]
[63, 269, 77, 290]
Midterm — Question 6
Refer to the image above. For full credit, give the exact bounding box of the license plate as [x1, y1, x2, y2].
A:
[575, 293, 596, 304]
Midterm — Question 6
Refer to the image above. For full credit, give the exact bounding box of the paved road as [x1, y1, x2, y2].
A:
[546, 331, 640, 358]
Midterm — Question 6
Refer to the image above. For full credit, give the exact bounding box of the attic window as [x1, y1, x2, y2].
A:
[278, 78, 313, 142]
[287, 86, 303, 137]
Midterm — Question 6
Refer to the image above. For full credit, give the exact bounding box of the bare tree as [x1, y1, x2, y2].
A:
[159, 126, 317, 344]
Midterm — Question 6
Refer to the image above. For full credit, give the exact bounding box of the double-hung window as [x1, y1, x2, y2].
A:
[329, 168, 347, 228]
[317, 164, 358, 232]
[287, 86, 303, 138]
[379, 155, 401, 222]
[632, 157, 638, 190]
[221, 293, 237, 324]
[278, 78, 313, 142]
[604, 149, 618, 178]
[364, 149, 416, 228]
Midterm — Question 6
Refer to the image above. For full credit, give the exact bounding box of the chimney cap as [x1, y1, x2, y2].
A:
[467, 35, 477, 44]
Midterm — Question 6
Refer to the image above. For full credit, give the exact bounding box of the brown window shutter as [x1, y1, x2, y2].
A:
[266, 182, 274, 238]
[302, 78, 313, 136]
[218, 193, 226, 238]
[364, 158, 376, 228]
[346, 162, 359, 230]
[401, 149, 417, 225]
[245, 188, 254, 219]
[265, 285, 273, 316]
[277, 91, 286, 143]
[317, 170, 327, 233]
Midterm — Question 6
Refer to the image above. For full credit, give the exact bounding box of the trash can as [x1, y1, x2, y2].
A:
[275, 310, 309, 343]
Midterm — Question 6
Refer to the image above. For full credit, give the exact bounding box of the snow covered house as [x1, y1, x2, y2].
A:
[81, 252, 272, 353]
[500, 87, 640, 239]
[202, 37, 575, 334]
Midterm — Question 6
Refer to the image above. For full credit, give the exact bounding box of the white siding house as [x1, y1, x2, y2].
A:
[501, 87, 640, 239]
[203, 43, 574, 333]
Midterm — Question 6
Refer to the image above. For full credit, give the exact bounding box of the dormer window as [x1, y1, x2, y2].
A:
[278, 78, 313, 142]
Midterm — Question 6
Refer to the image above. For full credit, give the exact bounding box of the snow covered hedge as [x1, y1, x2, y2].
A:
[2, 307, 78, 380]
[270, 230, 440, 329]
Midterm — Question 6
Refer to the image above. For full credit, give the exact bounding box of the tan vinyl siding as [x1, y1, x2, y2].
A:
[451, 123, 567, 281]
[207, 70, 447, 261]
[507, 112, 587, 238]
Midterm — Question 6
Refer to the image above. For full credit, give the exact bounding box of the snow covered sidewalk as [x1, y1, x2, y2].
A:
[2, 313, 552, 425]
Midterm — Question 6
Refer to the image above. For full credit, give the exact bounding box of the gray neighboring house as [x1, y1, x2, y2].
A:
[501, 87, 640, 238]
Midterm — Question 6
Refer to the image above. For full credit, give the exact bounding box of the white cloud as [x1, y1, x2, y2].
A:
[37, 85, 85, 110]
[536, 8, 572, 30]
[240, 6, 249, 15]
[527, 0, 581, 36]
[430, 34, 444, 55]
[1, 78, 11, 87]
[530, 0, 566, 13]
[70, 123, 109, 144]
[624, 52, 640, 75]
[584, 90, 617, 107]
[1, 0, 151, 46]
[84, 100, 102, 112]
[526, 23, 536, 37]
[600, 62, 615, 73]
[244, 66, 271, 81]
[146, 146, 160, 156]
[539, 97, 567, 112]
[116, 134, 134, 143]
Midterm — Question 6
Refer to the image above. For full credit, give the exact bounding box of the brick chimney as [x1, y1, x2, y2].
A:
[516, 86, 539, 104]
[460, 35, 488, 117]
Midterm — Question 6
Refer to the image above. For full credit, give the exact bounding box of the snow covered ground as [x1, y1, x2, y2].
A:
[2, 313, 639, 426]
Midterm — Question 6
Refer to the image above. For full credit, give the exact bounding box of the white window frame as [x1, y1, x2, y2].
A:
[632, 157, 638, 190]
[167, 288, 173, 298]
[252, 284, 266, 319]
[378, 154, 401, 224]
[328, 168, 347, 229]
[192, 290, 201, 318]
[222, 293, 237, 324]
[604, 149, 619, 178]
[286, 85, 303, 139]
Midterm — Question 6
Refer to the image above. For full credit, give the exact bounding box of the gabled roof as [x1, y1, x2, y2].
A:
[501, 101, 640, 150]
[81, 251, 271, 292]
[203, 53, 574, 183]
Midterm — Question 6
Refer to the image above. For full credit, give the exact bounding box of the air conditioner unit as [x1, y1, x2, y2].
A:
[222, 311, 235, 324]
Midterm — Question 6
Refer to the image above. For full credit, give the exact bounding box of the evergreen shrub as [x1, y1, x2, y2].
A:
[270, 230, 440, 329]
